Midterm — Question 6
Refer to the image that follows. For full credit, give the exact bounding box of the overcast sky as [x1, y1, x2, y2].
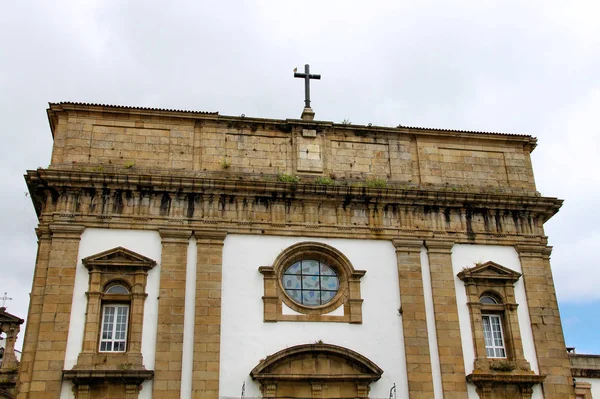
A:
[1, 1, 599, 353]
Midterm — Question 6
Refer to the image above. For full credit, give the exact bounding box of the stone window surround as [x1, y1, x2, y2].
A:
[259, 242, 366, 323]
[457, 261, 532, 373]
[72, 246, 156, 370]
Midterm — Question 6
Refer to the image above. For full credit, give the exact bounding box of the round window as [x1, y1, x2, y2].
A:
[282, 260, 340, 306]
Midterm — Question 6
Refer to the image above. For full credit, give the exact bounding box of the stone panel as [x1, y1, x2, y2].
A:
[331, 140, 389, 176]
[223, 133, 290, 174]
[192, 231, 226, 399]
[153, 230, 191, 398]
[516, 245, 575, 398]
[392, 239, 435, 398]
[24, 224, 84, 399]
[426, 241, 468, 398]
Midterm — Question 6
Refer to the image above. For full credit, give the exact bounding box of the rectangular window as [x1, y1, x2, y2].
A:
[99, 304, 129, 352]
[482, 314, 506, 358]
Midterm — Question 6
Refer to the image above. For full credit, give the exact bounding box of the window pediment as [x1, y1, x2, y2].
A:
[82, 247, 156, 271]
[251, 343, 383, 382]
[457, 261, 521, 284]
[0, 309, 24, 325]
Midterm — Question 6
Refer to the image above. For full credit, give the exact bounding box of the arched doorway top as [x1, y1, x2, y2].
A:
[250, 343, 383, 382]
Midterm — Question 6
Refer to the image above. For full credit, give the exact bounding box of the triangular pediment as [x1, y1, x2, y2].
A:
[82, 247, 156, 271]
[0, 309, 24, 325]
[457, 261, 521, 283]
[251, 343, 382, 382]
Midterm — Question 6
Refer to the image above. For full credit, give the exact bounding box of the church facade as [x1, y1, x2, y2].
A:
[16, 101, 598, 398]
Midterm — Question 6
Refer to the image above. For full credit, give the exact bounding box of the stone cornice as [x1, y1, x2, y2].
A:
[26, 169, 562, 216]
[47, 102, 537, 146]
[25, 169, 561, 244]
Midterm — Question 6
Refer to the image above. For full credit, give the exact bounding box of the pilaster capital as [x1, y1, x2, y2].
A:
[425, 240, 454, 254]
[392, 239, 423, 253]
[514, 244, 552, 258]
[194, 230, 227, 245]
[49, 223, 85, 239]
[159, 229, 192, 243]
[36, 225, 52, 240]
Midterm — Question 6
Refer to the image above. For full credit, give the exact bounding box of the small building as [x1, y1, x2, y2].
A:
[0, 307, 24, 399]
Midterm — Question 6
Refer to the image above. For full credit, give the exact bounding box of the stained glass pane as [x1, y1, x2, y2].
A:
[301, 260, 320, 275]
[302, 290, 320, 306]
[302, 275, 320, 290]
[283, 275, 301, 289]
[285, 262, 302, 275]
[321, 276, 339, 290]
[321, 290, 336, 304]
[320, 264, 336, 276]
[282, 259, 340, 307]
[287, 290, 302, 303]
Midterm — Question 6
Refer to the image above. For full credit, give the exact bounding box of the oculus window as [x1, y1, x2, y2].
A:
[259, 242, 366, 323]
[282, 260, 340, 306]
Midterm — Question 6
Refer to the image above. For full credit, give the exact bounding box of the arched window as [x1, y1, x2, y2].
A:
[480, 295, 499, 305]
[478, 293, 507, 358]
[99, 283, 130, 352]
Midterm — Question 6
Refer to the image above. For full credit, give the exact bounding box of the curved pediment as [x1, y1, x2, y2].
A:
[250, 343, 383, 382]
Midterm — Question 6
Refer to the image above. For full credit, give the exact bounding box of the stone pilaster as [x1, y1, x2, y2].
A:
[392, 239, 434, 398]
[192, 231, 226, 399]
[153, 229, 191, 398]
[17, 227, 51, 398]
[516, 245, 575, 398]
[25, 224, 84, 398]
[426, 240, 468, 398]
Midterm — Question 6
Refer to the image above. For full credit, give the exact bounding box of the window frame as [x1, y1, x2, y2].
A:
[481, 313, 506, 359]
[282, 259, 341, 307]
[99, 303, 130, 353]
[259, 242, 366, 323]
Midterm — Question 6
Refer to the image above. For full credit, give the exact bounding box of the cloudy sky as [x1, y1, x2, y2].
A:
[1, 1, 599, 353]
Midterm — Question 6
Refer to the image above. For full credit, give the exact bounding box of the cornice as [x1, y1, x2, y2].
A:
[25, 169, 561, 244]
[26, 169, 562, 217]
[47, 102, 537, 147]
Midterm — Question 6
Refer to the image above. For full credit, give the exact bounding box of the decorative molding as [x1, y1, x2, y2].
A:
[82, 247, 157, 271]
[259, 242, 365, 323]
[251, 343, 382, 395]
[26, 170, 561, 244]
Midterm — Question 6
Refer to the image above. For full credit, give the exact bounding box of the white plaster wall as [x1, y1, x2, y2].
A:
[60, 228, 162, 399]
[579, 377, 600, 398]
[451, 244, 542, 399]
[220, 235, 408, 398]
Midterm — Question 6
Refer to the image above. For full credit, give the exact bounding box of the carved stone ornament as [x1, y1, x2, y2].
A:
[250, 343, 382, 398]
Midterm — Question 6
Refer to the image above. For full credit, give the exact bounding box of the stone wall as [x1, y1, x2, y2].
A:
[47, 103, 538, 193]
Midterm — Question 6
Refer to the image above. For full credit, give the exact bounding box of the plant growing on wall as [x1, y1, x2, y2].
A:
[277, 174, 300, 184]
[314, 176, 334, 185]
[366, 178, 387, 188]
[221, 159, 231, 169]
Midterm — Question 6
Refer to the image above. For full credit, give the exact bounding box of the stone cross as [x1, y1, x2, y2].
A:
[294, 64, 321, 109]
[1, 292, 11, 308]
